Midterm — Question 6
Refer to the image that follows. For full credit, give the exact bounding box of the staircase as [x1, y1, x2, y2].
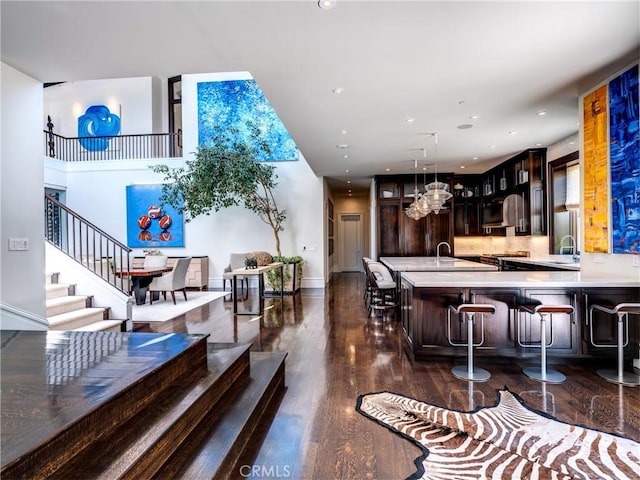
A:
[46, 272, 125, 332]
[0, 331, 286, 479]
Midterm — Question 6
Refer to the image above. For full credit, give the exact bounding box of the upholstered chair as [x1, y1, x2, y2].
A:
[148, 257, 191, 304]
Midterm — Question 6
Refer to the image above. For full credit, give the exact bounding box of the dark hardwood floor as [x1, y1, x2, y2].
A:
[142, 272, 640, 480]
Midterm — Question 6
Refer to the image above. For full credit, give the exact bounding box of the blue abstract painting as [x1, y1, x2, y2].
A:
[126, 185, 184, 248]
[78, 105, 120, 151]
[609, 65, 640, 254]
[197, 79, 298, 161]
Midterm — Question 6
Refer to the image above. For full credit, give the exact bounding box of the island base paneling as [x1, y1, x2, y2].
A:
[402, 283, 639, 363]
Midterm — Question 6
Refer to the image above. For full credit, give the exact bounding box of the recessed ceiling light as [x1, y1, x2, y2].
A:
[472, 157, 479, 160]
[345, 169, 350, 173]
[535, 143, 543, 147]
[460, 165, 466, 169]
[469, 115, 479, 120]
[336, 144, 349, 149]
[343, 154, 349, 158]
[536, 110, 547, 116]
[332, 87, 344, 94]
[405, 117, 416, 123]
[457, 124, 473, 129]
[490, 145, 497, 149]
[509, 131, 517, 135]
[318, 0, 336, 9]
[340, 129, 348, 135]
[385, 168, 391, 172]
[347, 180, 351, 184]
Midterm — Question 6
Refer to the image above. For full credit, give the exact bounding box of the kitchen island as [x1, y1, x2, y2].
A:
[400, 270, 639, 362]
[380, 256, 499, 272]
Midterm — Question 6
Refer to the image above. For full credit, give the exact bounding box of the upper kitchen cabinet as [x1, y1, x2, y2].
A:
[376, 174, 454, 257]
[479, 148, 547, 236]
[452, 175, 481, 236]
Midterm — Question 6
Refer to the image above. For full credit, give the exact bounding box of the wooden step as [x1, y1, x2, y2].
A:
[1, 331, 211, 479]
[46, 295, 89, 317]
[45, 342, 252, 480]
[154, 351, 287, 480]
[48, 307, 107, 330]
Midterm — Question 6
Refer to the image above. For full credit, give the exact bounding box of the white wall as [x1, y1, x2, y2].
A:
[1, 63, 47, 329]
[42, 70, 326, 289]
[43, 77, 161, 136]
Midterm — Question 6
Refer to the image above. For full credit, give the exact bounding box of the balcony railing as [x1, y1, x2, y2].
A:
[45, 194, 132, 295]
[44, 130, 182, 162]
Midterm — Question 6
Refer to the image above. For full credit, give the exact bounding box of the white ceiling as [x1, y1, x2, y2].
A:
[2, 1, 638, 194]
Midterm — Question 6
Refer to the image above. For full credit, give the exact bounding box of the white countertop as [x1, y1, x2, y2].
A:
[401, 270, 640, 288]
[500, 255, 581, 271]
[379, 256, 498, 272]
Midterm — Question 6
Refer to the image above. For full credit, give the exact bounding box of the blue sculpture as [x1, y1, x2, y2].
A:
[78, 105, 121, 151]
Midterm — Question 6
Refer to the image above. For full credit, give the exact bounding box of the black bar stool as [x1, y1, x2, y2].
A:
[588, 302, 640, 387]
[447, 303, 496, 382]
[518, 303, 574, 383]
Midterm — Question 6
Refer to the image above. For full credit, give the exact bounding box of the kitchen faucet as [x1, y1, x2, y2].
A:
[560, 235, 576, 255]
[437, 241, 451, 260]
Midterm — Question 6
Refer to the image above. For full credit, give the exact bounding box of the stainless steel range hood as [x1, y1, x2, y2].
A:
[481, 193, 521, 228]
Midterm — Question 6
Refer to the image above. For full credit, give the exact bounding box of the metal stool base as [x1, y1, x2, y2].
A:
[523, 367, 566, 384]
[452, 365, 491, 382]
[596, 369, 640, 387]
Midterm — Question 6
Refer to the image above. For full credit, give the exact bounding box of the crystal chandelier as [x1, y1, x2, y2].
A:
[404, 133, 451, 219]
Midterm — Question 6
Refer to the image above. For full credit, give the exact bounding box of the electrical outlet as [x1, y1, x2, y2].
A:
[594, 253, 605, 264]
[633, 255, 640, 267]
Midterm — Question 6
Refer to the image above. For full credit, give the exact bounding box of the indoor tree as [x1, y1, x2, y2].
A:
[152, 124, 286, 256]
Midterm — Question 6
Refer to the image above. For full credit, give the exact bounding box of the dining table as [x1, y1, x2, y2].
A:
[114, 266, 173, 305]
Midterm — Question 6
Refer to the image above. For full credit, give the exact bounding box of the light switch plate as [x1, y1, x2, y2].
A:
[8, 238, 29, 251]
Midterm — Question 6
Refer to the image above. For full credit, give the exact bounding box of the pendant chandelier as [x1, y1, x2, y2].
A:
[404, 133, 451, 219]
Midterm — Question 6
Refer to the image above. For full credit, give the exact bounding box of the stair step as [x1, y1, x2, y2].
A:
[48, 307, 107, 331]
[1, 332, 211, 480]
[46, 283, 71, 300]
[155, 351, 287, 480]
[73, 319, 124, 332]
[46, 295, 89, 317]
[46, 342, 252, 480]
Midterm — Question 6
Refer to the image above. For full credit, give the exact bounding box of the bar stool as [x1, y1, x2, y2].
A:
[366, 262, 397, 318]
[518, 303, 574, 383]
[588, 302, 640, 387]
[447, 303, 496, 381]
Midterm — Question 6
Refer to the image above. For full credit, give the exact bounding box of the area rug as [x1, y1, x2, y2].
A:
[356, 388, 640, 480]
[132, 291, 228, 322]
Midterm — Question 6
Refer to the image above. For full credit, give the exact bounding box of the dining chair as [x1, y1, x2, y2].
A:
[148, 257, 191, 304]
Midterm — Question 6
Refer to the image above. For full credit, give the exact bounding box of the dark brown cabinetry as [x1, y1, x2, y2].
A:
[400, 283, 639, 362]
[452, 175, 481, 236]
[376, 174, 454, 257]
[479, 148, 547, 236]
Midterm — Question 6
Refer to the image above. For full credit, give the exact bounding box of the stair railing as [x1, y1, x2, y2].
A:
[45, 194, 132, 295]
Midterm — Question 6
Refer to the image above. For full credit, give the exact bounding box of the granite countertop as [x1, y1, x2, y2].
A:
[401, 270, 640, 288]
[379, 256, 498, 272]
[500, 255, 580, 271]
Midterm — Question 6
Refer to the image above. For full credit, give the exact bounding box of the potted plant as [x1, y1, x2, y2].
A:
[265, 255, 304, 294]
[152, 123, 303, 288]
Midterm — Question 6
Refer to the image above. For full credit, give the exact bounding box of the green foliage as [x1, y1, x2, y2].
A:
[152, 124, 287, 256]
[266, 256, 305, 291]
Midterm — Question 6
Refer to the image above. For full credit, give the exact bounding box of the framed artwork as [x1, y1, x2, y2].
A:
[126, 184, 184, 248]
[609, 65, 639, 254]
[583, 85, 610, 253]
[197, 79, 298, 161]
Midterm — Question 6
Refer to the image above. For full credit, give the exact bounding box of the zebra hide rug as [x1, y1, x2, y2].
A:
[356, 388, 640, 480]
